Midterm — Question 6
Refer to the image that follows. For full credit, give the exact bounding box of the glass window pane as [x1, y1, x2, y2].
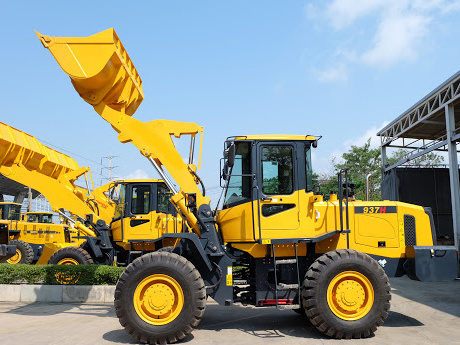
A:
[131, 185, 151, 215]
[305, 147, 313, 192]
[42, 214, 53, 223]
[113, 184, 126, 219]
[261, 146, 293, 195]
[157, 184, 172, 214]
[224, 142, 252, 207]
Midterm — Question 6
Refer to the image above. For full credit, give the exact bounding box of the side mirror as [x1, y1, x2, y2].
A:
[222, 161, 229, 181]
[227, 144, 236, 168]
[312, 140, 318, 148]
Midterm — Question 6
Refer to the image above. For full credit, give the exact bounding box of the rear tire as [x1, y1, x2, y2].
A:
[48, 247, 94, 265]
[302, 249, 391, 339]
[115, 252, 206, 344]
[3, 240, 34, 264]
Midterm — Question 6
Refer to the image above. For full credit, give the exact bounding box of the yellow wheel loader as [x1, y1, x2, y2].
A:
[38, 29, 458, 343]
[0, 121, 184, 266]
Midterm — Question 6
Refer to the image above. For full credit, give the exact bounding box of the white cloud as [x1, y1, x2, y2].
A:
[343, 121, 389, 149]
[313, 122, 389, 175]
[309, 0, 460, 78]
[121, 169, 152, 180]
[315, 63, 348, 83]
[361, 10, 430, 67]
[325, 0, 387, 30]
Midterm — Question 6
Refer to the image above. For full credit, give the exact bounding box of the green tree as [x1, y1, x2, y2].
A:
[334, 139, 381, 201]
[314, 139, 445, 202]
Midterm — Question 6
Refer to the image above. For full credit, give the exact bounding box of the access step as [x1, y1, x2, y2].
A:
[277, 283, 299, 290]
[278, 304, 301, 310]
[275, 259, 297, 265]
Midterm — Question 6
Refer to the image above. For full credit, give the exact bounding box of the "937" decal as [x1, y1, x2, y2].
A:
[355, 206, 397, 214]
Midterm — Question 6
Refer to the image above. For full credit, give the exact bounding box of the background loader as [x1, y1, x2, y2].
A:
[38, 28, 459, 344]
[0, 120, 185, 266]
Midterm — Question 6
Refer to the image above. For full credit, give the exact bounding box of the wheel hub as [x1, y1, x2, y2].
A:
[57, 258, 79, 265]
[144, 284, 175, 316]
[7, 249, 21, 264]
[134, 274, 184, 325]
[327, 271, 374, 321]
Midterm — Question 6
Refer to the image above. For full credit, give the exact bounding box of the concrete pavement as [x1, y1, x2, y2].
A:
[0, 276, 458, 345]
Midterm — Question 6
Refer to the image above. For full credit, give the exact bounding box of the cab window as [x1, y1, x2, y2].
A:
[157, 184, 172, 214]
[131, 185, 151, 215]
[224, 142, 252, 208]
[42, 214, 53, 223]
[113, 184, 126, 219]
[27, 214, 38, 222]
[261, 146, 294, 195]
[305, 147, 313, 192]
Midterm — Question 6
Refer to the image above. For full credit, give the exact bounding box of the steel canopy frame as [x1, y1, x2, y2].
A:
[377, 70, 460, 264]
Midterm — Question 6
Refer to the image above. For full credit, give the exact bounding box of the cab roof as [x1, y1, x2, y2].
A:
[27, 212, 53, 215]
[113, 179, 164, 184]
[233, 135, 318, 141]
[0, 202, 22, 206]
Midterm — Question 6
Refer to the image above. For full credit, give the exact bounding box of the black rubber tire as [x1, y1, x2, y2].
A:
[4, 240, 34, 264]
[115, 252, 206, 344]
[157, 246, 175, 253]
[293, 293, 306, 316]
[48, 247, 94, 265]
[302, 249, 391, 339]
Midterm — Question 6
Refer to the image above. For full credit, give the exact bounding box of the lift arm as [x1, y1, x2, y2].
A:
[36, 29, 210, 234]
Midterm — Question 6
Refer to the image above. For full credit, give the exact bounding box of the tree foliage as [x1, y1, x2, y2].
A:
[315, 139, 444, 201]
[334, 139, 381, 200]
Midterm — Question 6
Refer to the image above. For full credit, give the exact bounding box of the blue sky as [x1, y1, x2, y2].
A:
[2, 1, 460, 202]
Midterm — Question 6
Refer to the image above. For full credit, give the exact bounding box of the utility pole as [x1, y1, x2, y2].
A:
[101, 155, 118, 185]
[27, 187, 33, 212]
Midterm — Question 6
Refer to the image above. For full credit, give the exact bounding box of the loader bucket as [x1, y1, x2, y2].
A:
[0, 122, 78, 178]
[36, 29, 144, 116]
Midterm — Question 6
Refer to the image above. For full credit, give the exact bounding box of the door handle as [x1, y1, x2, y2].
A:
[261, 197, 272, 201]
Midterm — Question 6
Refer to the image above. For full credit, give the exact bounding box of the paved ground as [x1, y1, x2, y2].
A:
[0, 276, 459, 345]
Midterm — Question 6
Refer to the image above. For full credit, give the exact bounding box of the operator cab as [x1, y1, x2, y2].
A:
[110, 180, 180, 242]
[217, 135, 319, 243]
[0, 202, 22, 221]
[26, 212, 54, 224]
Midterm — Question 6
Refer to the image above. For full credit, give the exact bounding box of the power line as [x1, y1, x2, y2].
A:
[36, 137, 104, 167]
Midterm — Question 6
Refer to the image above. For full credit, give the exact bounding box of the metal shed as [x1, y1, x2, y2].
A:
[377, 70, 460, 254]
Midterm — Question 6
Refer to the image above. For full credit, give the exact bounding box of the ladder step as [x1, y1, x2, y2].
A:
[233, 279, 248, 285]
[129, 251, 143, 254]
[277, 283, 299, 290]
[275, 259, 297, 265]
[278, 304, 301, 310]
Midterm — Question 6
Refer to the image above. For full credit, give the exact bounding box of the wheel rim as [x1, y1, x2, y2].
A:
[327, 270, 374, 321]
[134, 274, 184, 326]
[7, 249, 22, 264]
[57, 258, 79, 265]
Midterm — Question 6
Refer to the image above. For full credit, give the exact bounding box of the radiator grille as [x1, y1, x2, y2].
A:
[404, 214, 416, 246]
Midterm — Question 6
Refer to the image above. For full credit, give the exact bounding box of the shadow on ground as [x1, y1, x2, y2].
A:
[103, 330, 195, 344]
[390, 276, 460, 318]
[5, 302, 115, 318]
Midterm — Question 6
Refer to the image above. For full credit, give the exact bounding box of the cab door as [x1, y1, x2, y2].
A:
[123, 184, 154, 239]
[257, 143, 300, 239]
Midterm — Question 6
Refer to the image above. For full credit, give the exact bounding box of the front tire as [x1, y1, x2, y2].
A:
[302, 249, 391, 339]
[115, 252, 206, 344]
[3, 240, 34, 264]
[48, 247, 94, 265]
